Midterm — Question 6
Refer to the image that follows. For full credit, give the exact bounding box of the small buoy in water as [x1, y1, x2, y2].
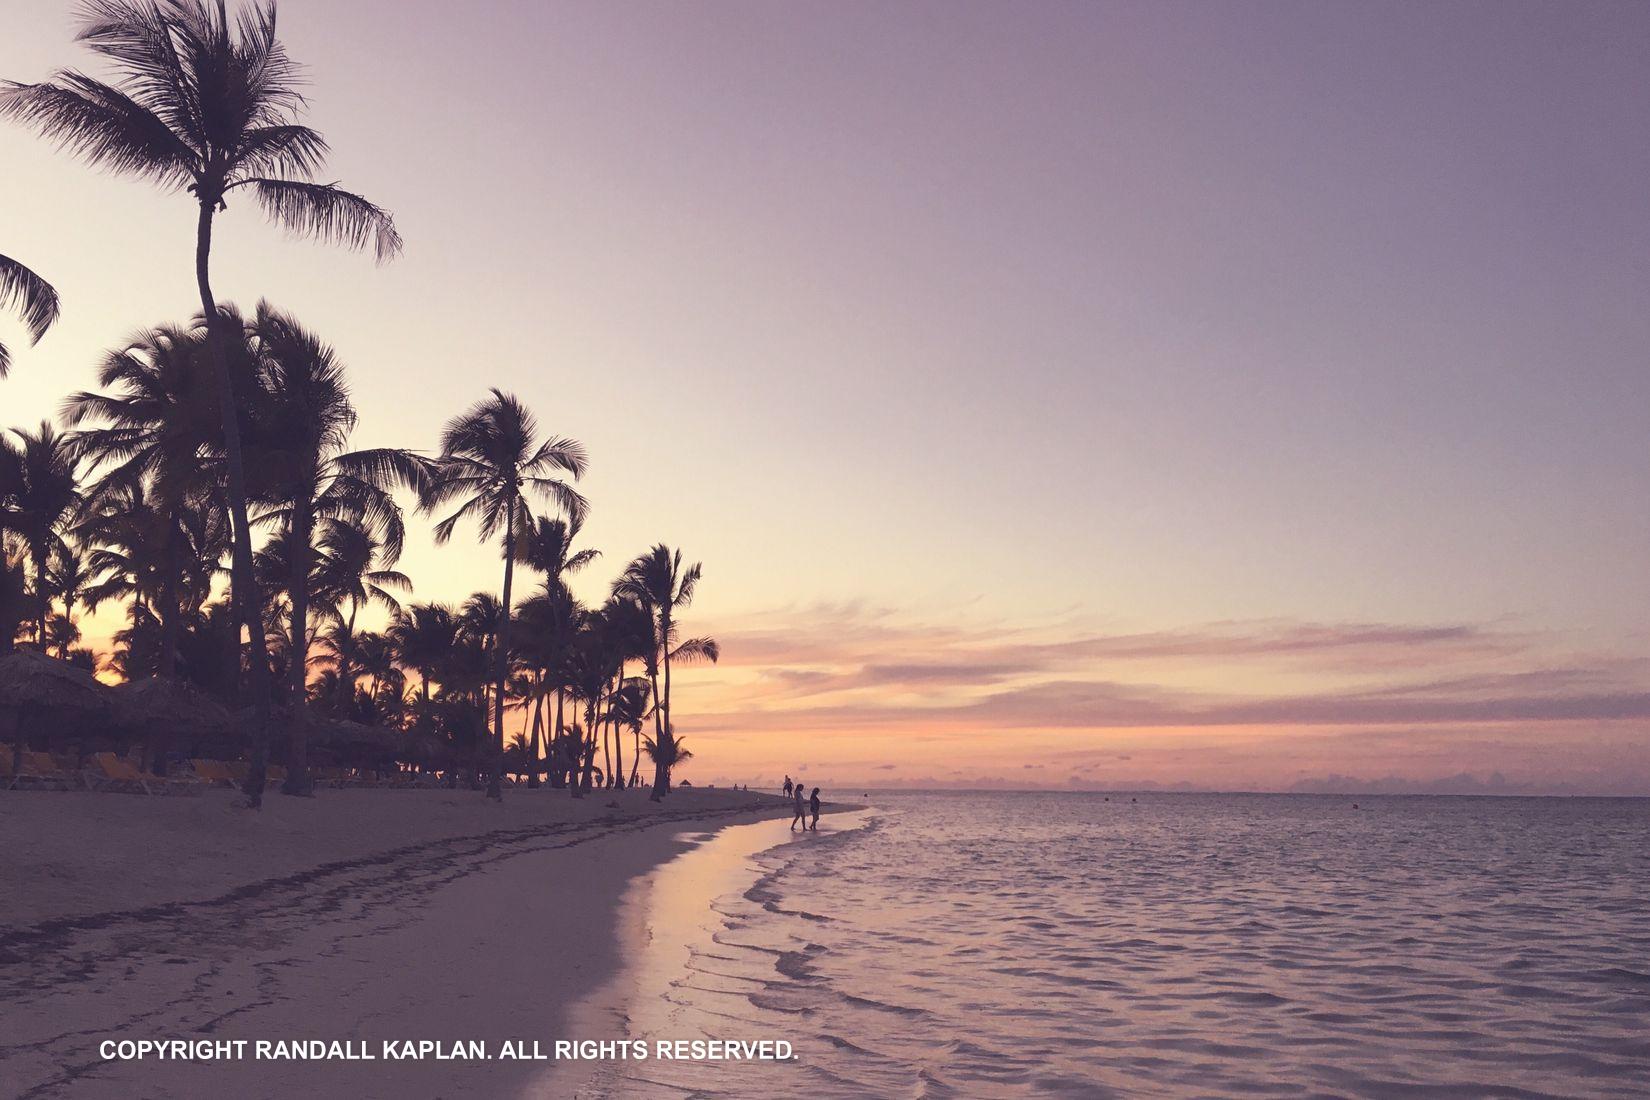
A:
[1352, 803, 1360, 810]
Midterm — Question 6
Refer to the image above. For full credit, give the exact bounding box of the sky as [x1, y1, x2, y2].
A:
[2, 0, 1647, 793]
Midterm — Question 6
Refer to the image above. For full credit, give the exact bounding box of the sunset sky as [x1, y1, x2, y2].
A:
[2, 1, 1647, 792]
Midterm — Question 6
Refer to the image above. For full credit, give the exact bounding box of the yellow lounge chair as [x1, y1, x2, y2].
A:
[190, 759, 238, 787]
[4, 750, 74, 790]
[85, 753, 202, 795]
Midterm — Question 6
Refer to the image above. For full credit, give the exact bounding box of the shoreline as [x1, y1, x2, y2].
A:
[0, 786, 792, 1099]
[535, 806, 875, 1099]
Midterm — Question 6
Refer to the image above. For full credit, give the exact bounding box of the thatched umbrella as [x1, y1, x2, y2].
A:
[0, 649, 114, 770]
[319, 718, 404, 769]
[113, 677, 233, 772]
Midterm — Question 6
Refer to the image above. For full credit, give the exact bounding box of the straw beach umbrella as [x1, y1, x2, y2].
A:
[0, 649, 113, 771]
[113, 677, 232, 773]
[319, 718, 403, 771]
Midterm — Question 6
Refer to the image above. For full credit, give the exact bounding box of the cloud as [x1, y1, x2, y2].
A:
[669, 604, 1650, 794]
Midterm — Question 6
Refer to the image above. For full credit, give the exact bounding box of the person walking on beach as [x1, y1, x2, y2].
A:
[783, 775, 793, 797]
[791, 783, 806, 830]
[809, 787, 821, 830]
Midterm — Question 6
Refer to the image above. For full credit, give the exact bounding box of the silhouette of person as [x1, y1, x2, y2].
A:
[783, 775, 793, 797]
[809, 787, 821, 831]
[790, 783, 806, 830]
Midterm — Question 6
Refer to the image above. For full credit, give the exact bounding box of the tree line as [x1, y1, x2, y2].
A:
[0, 0, 716, 806]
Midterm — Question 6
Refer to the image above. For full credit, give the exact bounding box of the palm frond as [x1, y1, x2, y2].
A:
[330, 447, 432, 497]
[0, 255, 62, 344]
[0, 74, 196, 186]
[671, 637, 720, 664]
[244, 177, 402, 262]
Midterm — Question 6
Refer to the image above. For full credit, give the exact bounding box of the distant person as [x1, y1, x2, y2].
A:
[791, 784, 807, 830]
[783, 775, 793, 797]
[809, 787, 821, 830]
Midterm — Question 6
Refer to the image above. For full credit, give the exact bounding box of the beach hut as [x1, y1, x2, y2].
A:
[0, 649, 115, 772]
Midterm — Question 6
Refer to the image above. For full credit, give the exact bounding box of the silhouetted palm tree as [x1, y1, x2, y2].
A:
[0, 254, 60, 376]
[423, 390, 587, 800]
[643, 732, 694, 785]
[3, 0, 400, 806]
[517, 514, 597, 785]
[245, 302, 422, 794]
[388, 602, 458, 711]
[45, 541, 90, 658]
[0, 423, 83, 653]
[0, 540, 27, 654]
[64, 320, 225, 676]
[615, 545, 709, 799]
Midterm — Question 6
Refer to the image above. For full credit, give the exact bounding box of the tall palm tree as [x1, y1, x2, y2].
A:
[423, 390, 587, 800]
[0, 423, 83, 653]
[2, 0, 401, 807]
[615, 545, 710, 799]
[245, 302, 423, 794]
[0, 254, 60, 376]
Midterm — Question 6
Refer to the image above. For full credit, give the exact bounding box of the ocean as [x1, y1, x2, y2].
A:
[560, 791, 1650, 1098]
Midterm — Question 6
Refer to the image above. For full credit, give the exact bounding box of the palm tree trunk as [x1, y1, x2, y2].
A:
[32, 544, 48, 655]
[158, 520, 181, 679]
[487, 497, 517, 801]
[526, 671, 542, 789]
[580, 698, 599, 792]
[283, 496, 315, 796]
[195, 201, 275, 808]
[601, 681, 613, 788]
[646, 626, 666, 801]
[647, 661, 665, 800]
[630, 723, 641, 788]
[613, 688, 625, 790]
[555, 687, 569, 792]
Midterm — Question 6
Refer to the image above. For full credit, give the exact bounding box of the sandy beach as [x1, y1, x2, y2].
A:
[0, 786, 794, 1099]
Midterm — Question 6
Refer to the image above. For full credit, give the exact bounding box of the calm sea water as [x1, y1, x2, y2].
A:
[572, 792, 1650, 1098]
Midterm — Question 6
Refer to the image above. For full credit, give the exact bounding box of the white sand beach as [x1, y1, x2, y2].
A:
[0, 786, 794, 1099]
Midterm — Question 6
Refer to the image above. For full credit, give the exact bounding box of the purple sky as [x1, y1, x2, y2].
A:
[2, 2, 1647, 790]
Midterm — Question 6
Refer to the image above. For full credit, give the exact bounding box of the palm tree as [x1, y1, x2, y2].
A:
[64, 320, 225, 677]
[45, 541, 90, 658]
[245, 302, 422, 794]
[2, 0, 401, 807]
[309, 522, 410, 630]
[615, 545, 711, 799]
[0, 423, 83, 653]
[642, 732, 695, 786]
[0, 539, 28, 654]
[516, 514, 597, 785]
[515, 581, 582, 789]
[0, 255, 60, 376]
[388, 602, 458, 712]
[423, 390, 587, 801]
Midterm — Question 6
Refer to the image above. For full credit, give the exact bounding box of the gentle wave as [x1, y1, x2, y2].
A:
[600, 793, 1650, 1098]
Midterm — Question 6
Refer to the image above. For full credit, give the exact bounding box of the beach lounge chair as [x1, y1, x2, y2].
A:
[3, 751, 75, 790]
[84, 753, 202, 795]
[190, 759, 238, 788]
